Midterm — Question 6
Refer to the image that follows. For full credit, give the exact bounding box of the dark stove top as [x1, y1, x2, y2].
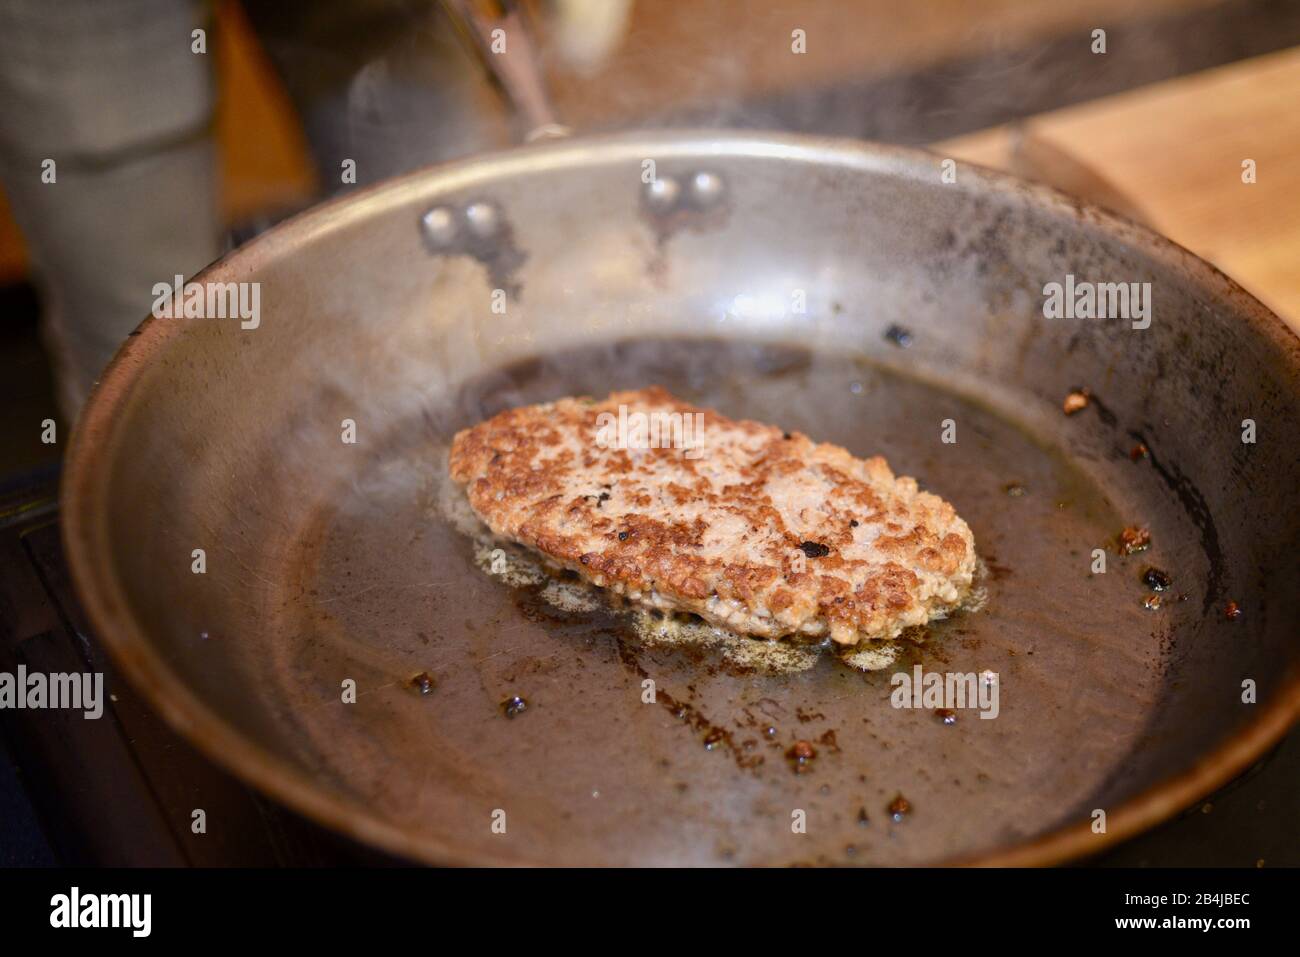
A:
[1, 471, 1295, 867]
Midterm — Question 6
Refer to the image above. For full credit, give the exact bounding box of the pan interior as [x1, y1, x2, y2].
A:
[72, 135, 1300, 865]
[249, 336, 1216, 866]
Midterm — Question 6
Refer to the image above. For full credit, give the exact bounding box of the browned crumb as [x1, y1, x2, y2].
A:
[887, 794, 912, 820]
[409, 672, 435, 695]
[1141, 567, 1172, 591]
[1117, 525, 1151, 555]
[1063, 390, 1090, 415]
[786, 740, 817, 774]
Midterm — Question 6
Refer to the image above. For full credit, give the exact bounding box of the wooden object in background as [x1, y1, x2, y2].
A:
[941, 46, 1300, 330]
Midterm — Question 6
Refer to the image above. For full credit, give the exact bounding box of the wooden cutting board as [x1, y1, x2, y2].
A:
[939, 45, 1300, 332]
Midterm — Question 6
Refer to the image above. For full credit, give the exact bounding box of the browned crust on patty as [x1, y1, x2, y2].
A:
[449, 387, 976, 644]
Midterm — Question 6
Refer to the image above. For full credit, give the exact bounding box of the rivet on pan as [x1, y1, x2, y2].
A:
[689, 170, 724, 205]
[420, 206, 458, 247]
[644, 175, 681, 212]
[465, 202, 500, 239]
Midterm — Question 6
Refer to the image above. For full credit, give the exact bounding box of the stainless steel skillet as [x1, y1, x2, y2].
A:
[62, 129, 1300, 865]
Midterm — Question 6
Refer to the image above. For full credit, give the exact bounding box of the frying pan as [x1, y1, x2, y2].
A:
[61, 127, 1300, 865]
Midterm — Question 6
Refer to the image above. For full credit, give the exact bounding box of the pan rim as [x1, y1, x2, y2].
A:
[61, 129, 1300, 867]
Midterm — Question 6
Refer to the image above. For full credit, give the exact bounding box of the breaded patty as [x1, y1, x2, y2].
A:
[449, 387, 976, 645]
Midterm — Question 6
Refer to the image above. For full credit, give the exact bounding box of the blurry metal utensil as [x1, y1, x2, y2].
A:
[441, 0, 570, 141]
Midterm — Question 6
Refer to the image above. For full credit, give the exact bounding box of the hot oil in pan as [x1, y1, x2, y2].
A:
[276, 337, 1173, 866]
[438, 478, 923, 677]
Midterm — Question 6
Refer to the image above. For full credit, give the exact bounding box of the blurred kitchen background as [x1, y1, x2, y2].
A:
[4, 0, 1300, 476]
